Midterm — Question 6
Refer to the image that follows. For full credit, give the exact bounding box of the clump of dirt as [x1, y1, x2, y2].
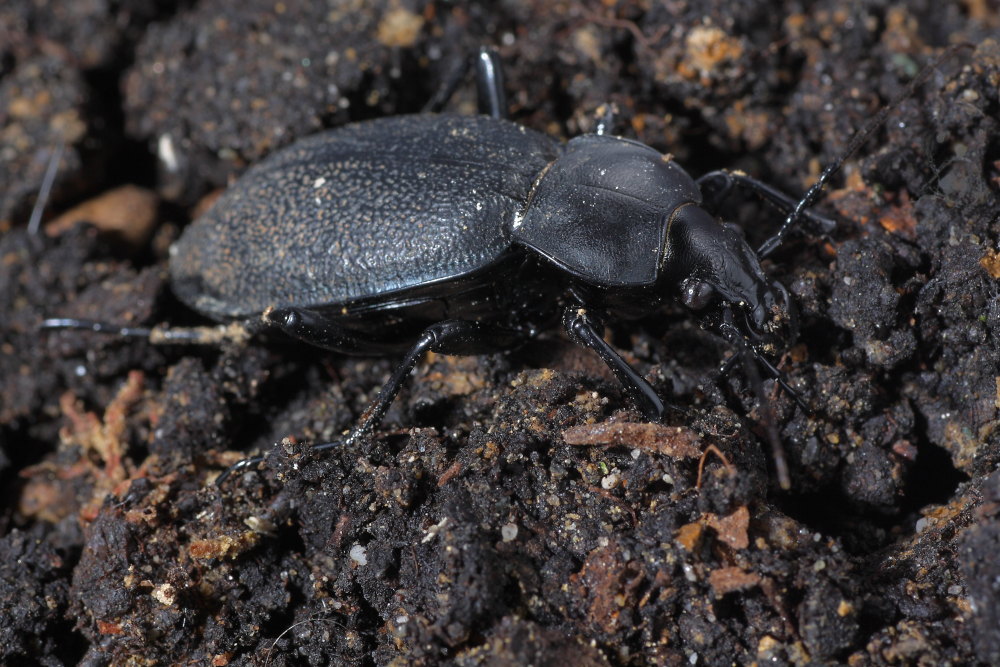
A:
[2, 1, 999, 665]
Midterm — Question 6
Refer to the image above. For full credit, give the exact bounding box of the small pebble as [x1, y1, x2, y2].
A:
[349, 544, 367, 566]
[501, 523, 518, 542]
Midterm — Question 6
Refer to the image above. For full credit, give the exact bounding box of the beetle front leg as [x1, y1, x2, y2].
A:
[562, 307, 668, 422]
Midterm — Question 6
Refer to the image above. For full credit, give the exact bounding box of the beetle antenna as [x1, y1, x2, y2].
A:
[757, 46, 966, 259]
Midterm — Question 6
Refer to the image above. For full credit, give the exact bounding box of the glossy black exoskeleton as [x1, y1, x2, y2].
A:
[46, 49, 850, 488]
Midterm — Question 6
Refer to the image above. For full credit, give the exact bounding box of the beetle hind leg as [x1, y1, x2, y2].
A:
[268, 306, 406, 355]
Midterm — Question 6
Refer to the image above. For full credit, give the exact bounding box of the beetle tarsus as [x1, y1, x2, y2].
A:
[40, 317, 254, 346]
[753, 354, 811, 412]
[743, 351, 791, 491]
[217, 439, 357, 487]
[40, 318, 153, 338]
[717, 308, 793, 490]
[722, 312, 791, 490]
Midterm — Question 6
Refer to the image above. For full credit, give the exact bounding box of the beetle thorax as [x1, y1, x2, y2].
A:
[512, 134, 702, 289]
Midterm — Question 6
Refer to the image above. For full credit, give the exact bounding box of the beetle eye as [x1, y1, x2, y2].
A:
[681, 279, 715, 310]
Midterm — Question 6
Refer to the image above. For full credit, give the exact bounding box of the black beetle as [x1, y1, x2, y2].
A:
[45, 48, 936, 488]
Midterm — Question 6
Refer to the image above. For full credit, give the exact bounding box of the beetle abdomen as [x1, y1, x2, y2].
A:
[170, 114, 560, 319]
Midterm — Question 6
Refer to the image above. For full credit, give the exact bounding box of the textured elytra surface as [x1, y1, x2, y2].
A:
[170, 114, 560, 318]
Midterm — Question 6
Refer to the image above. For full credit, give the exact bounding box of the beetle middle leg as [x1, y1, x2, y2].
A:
[217, 314, 528, 485]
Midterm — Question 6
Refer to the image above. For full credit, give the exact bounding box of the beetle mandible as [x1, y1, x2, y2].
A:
[47, 48, 928, 488]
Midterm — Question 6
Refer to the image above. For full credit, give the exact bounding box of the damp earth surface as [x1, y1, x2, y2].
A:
[2, 1, 1000, 665]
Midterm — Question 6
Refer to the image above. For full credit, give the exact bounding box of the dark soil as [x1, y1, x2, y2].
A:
[2, 1, 1000, 665]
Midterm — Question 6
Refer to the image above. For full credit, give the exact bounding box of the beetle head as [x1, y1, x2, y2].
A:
[666, 203, 797, 353]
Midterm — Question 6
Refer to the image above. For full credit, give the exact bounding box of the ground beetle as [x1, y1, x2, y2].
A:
[44, 48, 942, 488]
